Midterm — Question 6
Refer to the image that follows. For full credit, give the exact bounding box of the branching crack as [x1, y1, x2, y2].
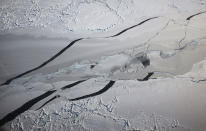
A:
[179, 11, 206, 48]
[0, 90, 57, 126]
[1, 17, 159, 86]
[0, 80, 88, 125]
[36, 95, 60, 110]
[144, 19, 171, 53]
[177, 21, 189, 48]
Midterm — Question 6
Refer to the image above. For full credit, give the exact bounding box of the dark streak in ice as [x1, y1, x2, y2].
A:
[141, 59, 150, 67]
[36, 95, 60, 110]
[137, 55, 150, 67]
[36, 80, 88, 110]
[36, 80, 87, 110]
[61, 80, 87, 90]
[107, 17, 159, 38]
[0, 17, 159, 86]
[90, 65, 95, 69]
[138, 72, 154, 81]
[69, 80, 115, 101]
[186, 11, 206, 20]
[0, 90, 56, 126]
[1, 38, 83, 86]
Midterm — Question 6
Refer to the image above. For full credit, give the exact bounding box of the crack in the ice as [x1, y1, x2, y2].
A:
[177, 21, 189, 48]
[69, 80, 115, 101]
[0, 90, 56, 126]
[191, 78, 206, 83]
[186, 11, 206, 20]
[61, 80, 87, 90]
[36, 95, 60, 110]
[158, 39, 201, 60]
[137, 72, 154, 81]
[0, 79, 89, 125]
[179, 11, 206, 48]
[145, 19, 171, 53]
[90, 64, 96, 69]
[36, 80, 87, 110]
[1, 78, 86, 125]
[107, 17, 159, 38]
[1, 17, 159, 86]
[0, 38, 83, 86]
[176, 39, 198, 51]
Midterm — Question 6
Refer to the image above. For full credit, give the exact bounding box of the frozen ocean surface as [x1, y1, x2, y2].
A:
[1, 0, 206, 130]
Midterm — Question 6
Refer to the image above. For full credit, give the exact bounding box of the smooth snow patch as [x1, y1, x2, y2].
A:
[184, 59, 206, 81]
[93, 54, 131, 75]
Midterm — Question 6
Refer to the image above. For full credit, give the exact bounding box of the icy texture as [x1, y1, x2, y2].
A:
[1, 0, 206, 131]
[0, 0, 206, 35]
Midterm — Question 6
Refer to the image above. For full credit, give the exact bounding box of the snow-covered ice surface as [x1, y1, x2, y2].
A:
[1, 0, 206, 130]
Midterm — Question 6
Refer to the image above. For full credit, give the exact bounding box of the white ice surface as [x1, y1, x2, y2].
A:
[1, 0, 206, 131]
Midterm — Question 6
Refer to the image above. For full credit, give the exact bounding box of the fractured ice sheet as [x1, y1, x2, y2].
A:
[1, 0, 206, 130]
[4, 77, 206, 131]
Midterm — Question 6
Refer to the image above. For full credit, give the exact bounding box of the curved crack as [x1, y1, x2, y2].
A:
[36, 95, 60, 110]
[61, 80, 87, 90]
[1, 38, 83, 86]
[0, 90, 56, 126]
[69, 80, 115, 101]
[107, 17, 159, 38]
[1, 17, 159, 86]
[0, 79, 88, 125]
[37, 80, 88, 109]
[177, 21, 189, 48]
[186, 11, 206, 20]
